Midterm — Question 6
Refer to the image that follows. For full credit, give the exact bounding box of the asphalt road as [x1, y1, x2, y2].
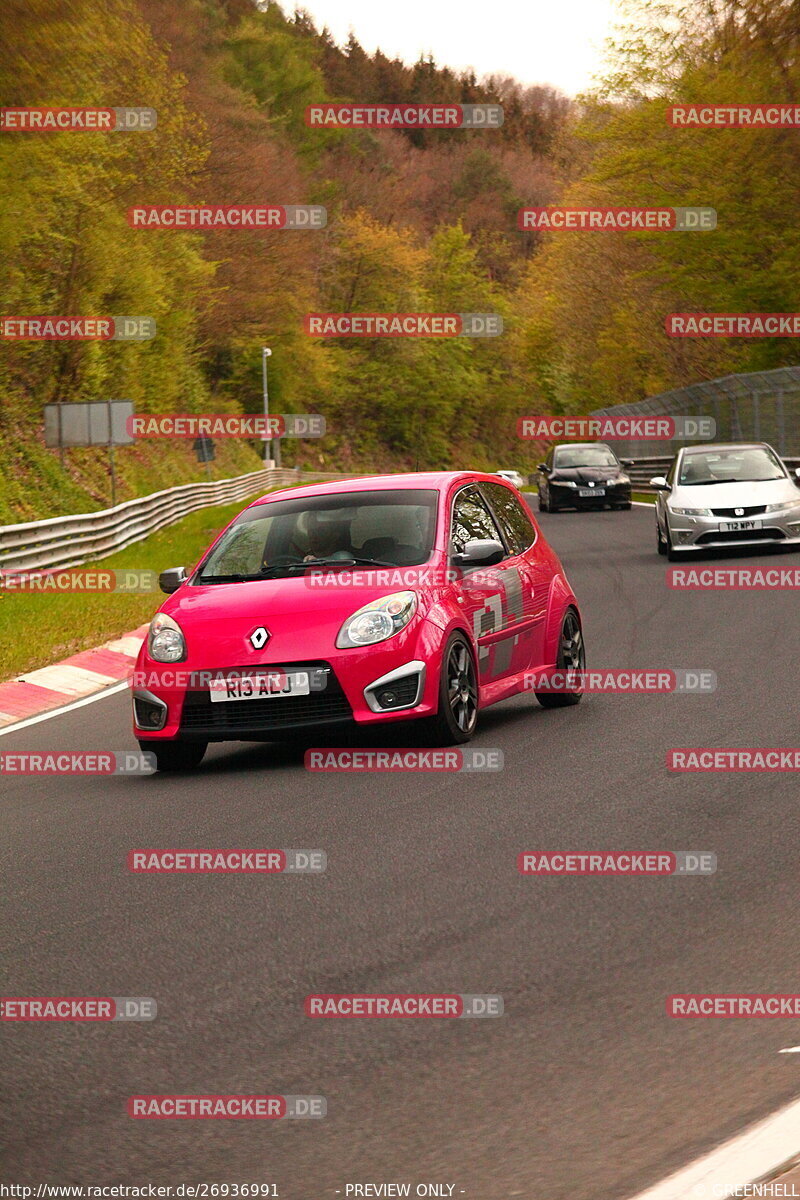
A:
[3, 501, 800, 1198]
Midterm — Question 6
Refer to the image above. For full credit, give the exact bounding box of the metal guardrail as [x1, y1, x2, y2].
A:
[0, 467, 349, 573]
[591, 365, 800, 458]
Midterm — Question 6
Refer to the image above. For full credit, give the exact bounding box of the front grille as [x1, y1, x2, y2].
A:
[711, 505, 767, 518]
[370, 673, 420, 709]
[387, 675, 420, 704]
[696, 528, 785, 544]
[180, 660, 352, 736]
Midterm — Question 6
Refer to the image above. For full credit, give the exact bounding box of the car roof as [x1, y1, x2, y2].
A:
[249, 471, 501, 506]
[681, 442, 773, 455]
[553, 442, 614, 450]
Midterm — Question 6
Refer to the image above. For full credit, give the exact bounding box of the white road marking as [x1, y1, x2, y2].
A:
[628, 1093, 800, 1199]
[104, 636, 145, 657]
[780, 1047, 800, 1054]
[0, 681, 129, 738]
[18, 663, 119, 695]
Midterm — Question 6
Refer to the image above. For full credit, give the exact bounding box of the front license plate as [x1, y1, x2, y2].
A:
[209, 671, 310, 703]
[579, 488, 605, 497]
[719, 520, 761, 532]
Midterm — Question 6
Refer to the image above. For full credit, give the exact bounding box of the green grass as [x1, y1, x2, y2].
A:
[0, 498, 252, 680]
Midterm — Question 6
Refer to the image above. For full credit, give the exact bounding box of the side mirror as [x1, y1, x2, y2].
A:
[452, 539, 505, 569]
[621, 458, 635, 467]
[649, 476, 670, 491]
[537, 463, 549, 473]
[159, 566, 187, 594]
[794, 467, 800, 482]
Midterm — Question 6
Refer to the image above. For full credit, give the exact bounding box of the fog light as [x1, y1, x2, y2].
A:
[377, 688, 398, 707]
[133, 691, 168, 730]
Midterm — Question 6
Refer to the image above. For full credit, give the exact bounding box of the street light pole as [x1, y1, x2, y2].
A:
[261, 345, 281, 470]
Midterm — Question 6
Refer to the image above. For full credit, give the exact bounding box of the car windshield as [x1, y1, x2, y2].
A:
[197, 489, 438, 582]
[554, 448, 618, 468]
[678, 447, 785, 486]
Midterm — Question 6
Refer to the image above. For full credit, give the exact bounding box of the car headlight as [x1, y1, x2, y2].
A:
[765, 502, 796, 512]
[336, 591, 417, 648]
[669, 506, 712, 516]
[148, 612, 187, 662]
[553, 478, 577, 488]
[611, 475, 630, 485]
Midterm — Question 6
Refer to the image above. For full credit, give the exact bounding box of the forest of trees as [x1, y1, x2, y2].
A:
[2, 0, 800, 518]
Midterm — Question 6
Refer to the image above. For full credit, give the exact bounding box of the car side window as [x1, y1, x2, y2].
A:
[546, 448, 554, 468]
[480, 482, 536, 554]
[667, 456, 678, 485]
[450, 487, 506, 555]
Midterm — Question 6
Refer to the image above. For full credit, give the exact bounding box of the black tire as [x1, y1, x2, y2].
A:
[535, 608, 585, 708]
[664, 522, 680, 562]
[656, 518, 667, 556]
[614, 502, 632, 510]
[138, 739, 207, 772]
[428, 633, 479, 745]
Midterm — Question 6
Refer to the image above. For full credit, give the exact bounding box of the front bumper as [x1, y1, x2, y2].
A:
[551, 482, 631, 507]
[665, 507, 800, 552]
[132, 623, 442, 742]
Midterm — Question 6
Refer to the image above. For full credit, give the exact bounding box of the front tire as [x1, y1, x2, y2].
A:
[664, 522, 681, 562]
[428, 633, 479, 745]
[656, 519, 667, 556]
[138, 739, 207, 772]
[535, 608, 585, 708]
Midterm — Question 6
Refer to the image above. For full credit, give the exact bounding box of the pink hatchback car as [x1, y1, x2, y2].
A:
[132, 472, 585, 770]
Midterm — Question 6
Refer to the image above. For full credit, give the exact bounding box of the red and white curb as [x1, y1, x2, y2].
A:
[0, 626, 147, 730]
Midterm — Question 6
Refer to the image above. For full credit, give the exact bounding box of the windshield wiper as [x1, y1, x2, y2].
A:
[685, 478, 740, 486]
[285, 555, 397, 572]
[197, 573, 266, 584]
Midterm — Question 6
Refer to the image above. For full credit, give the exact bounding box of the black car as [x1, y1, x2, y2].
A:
[533, 443, 633, 512]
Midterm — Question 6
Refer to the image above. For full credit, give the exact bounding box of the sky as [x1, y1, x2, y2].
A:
[295, 0, 620, 97]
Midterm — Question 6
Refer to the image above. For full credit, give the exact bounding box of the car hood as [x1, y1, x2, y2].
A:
[671, 478, 799, 507]
[157, 572, 430, 666]
[552, 466, 621, 482]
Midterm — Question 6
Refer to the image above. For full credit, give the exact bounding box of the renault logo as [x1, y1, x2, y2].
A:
[249, 626, 269, 650]
[735, 508, 744, 516]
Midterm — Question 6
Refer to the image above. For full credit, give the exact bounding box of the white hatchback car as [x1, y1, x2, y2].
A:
[495, 469, 525, 490]
[652, 442, 800, 559]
